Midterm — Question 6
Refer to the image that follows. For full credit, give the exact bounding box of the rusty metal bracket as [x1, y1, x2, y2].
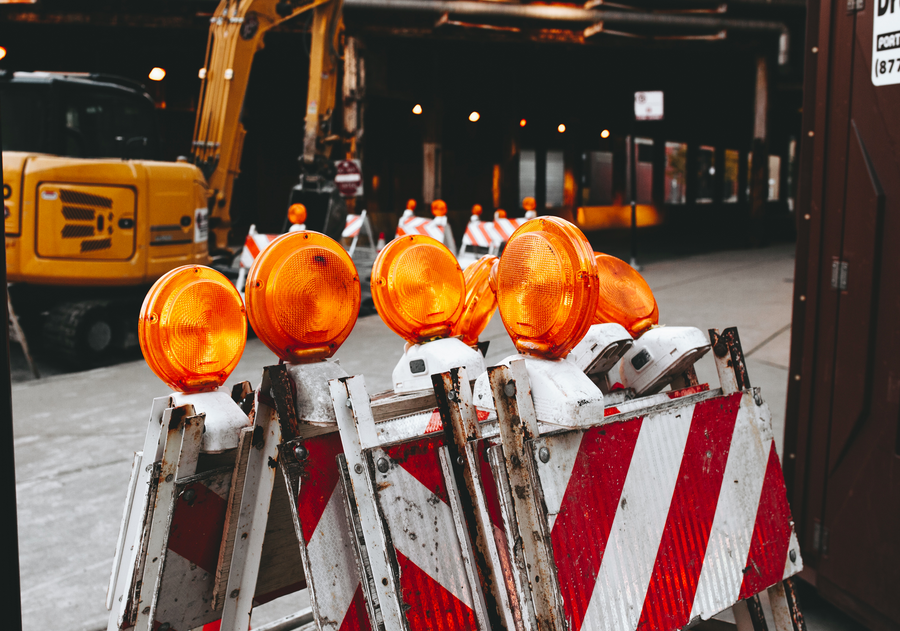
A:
[709, 327, 751, 394]
[433, 367, 514, 630]
[489, 359, 566, 631]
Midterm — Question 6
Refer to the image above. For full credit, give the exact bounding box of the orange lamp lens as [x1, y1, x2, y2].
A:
[139, 265, 247, 393]
[496, 217, 599, 359]
[431, 199, 448, 217]
[453, 255, 499, 346]
[407, 199, 417, 211]
[495, 209, 507, 219]
[488, 257, 499, 293]
[245, 231, 360, 363]
[593, 253, 659, 337]
[472, 204, 483, 216]
[522, 197, 537, 212]
[372, 235, 465, 344]
[288, 203, 307, 225]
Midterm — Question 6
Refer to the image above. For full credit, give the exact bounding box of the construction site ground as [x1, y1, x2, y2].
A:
[9, 242, 868, 631]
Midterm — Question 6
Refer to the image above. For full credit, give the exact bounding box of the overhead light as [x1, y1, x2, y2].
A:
[198, 68, 207, 79]
[601, 129, 610, 139]
[469, 111, 480, 122]
[0, 47, 7, 62]
[519, 118, 527, 127]
[558, 124, 566, 133]
[148, 67, 166, 82]
[412, 104, 423, 115]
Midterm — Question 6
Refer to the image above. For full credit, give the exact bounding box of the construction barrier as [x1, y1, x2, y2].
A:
[108, 218, 806, 631]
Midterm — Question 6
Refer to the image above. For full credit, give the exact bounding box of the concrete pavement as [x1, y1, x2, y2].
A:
[10, 242, 861, 630]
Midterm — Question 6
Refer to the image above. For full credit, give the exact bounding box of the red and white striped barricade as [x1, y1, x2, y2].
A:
[342, 209, 378, 259]
[331, 374, 495, 631]
[458, 219, 497, 269]
[235, 225, 279, 293]
[105, 387, 309, 631]
[396, 214, 458, 255]
[488, 217, 527, 250]
[460, 326, 805, 631]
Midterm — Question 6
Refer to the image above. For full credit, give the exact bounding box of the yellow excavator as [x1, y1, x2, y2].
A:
[2, 0, 345, 365]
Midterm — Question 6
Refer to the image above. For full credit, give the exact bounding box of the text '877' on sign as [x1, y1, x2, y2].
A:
[873, 0, 900, 85]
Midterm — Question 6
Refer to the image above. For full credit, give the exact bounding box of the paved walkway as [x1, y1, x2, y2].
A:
[9, 242, 865, 630]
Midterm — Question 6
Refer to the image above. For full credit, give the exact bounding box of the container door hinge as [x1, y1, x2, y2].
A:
[831, 259, 849, 291]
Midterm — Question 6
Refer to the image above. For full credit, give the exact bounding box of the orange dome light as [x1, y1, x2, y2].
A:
[594, 252, 659, 337]
[406, 199, 417, 211]
[288, 203, 307, 226]
[139, 265, 247, 393]
[522, 197, 537, 212]
[431, 199, 448, 217]
[372, 235, 465, 344]
[494, 209, 507, 219]
[245, 232, 360, 363]
[453, 255, 499, 346]
[496, 217, 599, 359]
[471, 204, 483, 217]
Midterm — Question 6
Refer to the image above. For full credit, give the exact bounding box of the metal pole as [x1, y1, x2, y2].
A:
[628, 135, 641, 270]
[0, 94, 24, 628]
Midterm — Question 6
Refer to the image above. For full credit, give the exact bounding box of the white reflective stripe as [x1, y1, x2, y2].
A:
[240, 248, 255, 269]
[307, 484, 361, 628]
[335, 173, 362, 183]
[378, 459, 474, 610]
[689, 403, 770, 621]
[343, 215, 363, 238]
[582, 404, 694, 631]
[538, 431, 584, 532]
[423, 221, 445, 241]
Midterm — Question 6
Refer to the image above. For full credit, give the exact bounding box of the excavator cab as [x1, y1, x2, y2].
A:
[2, 72, 210, 365]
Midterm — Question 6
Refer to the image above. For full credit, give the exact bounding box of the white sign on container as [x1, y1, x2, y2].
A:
[873, 0, 900, 86]
[634, 91, 664, 120]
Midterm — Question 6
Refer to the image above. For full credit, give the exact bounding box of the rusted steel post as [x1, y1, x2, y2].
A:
[433, 367, 511, 630]
[488, 359, 565, 631]
[709, 327, 751, 394]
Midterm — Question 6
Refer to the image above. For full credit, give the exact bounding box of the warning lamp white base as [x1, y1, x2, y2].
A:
[171, 389, 251, 454]
[567, 323, 634, 376]
[393, 336, 486, 394]
[472, 354, 604, 428]
[284, 359, 349, 425]
[615, 326, 711, 396]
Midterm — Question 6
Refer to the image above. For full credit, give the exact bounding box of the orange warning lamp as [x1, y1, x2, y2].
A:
[288, 203, 307, 226]
[245, 231, 360, 363]
[453, 255, 499, 346]
[139, 265, 247, 393]
[594, 252, 659, 337]
[431, 199, 448, 217]
[471, 204, 483, 217]
[496, 217, 599, 359]
[522, 197, 537, 212]
[495, 209, 507, 219]
[407, 199, 417, 211]
[372, 234, 465, 344]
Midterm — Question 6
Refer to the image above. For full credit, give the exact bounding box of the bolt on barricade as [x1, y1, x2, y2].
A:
[108, 219, 807, 631]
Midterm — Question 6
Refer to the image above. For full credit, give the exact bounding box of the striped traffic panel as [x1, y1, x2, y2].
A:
[395, 216, 431, 238]
[343, 214, 365, 239]
[152, 468, 232, 630]
[462, 220, 493, 248]
[368, 434, 488, 630]
[488, 218, 526, 245]
[293, 431, 372, 631]
[530, 388, 802, 631]
[239, 226, 279, 269]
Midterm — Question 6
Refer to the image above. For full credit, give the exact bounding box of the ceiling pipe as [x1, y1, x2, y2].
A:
[343, 0, 791, 63]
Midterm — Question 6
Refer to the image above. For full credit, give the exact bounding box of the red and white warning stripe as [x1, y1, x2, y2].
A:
[395, 215, 431, 238]
[295, 432, 371, 631]
[343, 214, 365, 239]
[489, 218, 526, 245]
[154, 472, 232, 630]
[239, 225, 279, 269]
[373, 435, 481, 630]
[462, 220, 494, 248]
[535, 390, 801, 631]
